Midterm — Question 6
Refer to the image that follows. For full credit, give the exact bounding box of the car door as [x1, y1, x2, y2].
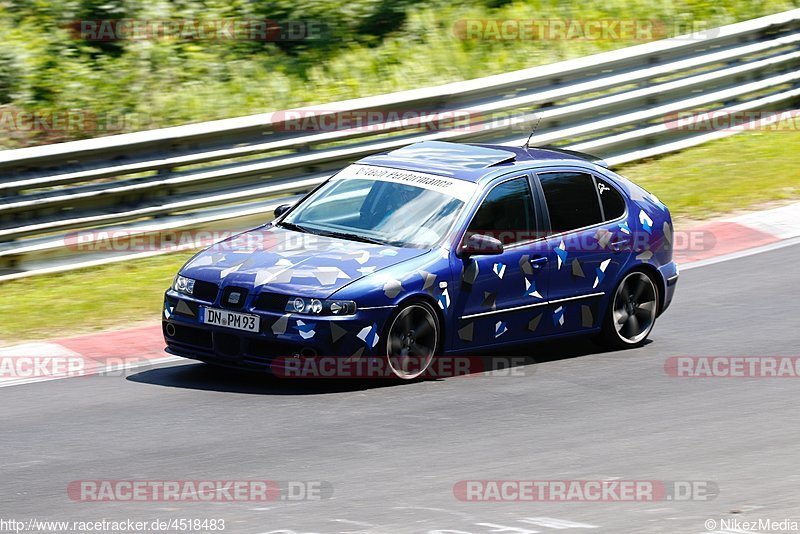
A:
[535, 169, 632, 334]
[451, 175, 549, 350]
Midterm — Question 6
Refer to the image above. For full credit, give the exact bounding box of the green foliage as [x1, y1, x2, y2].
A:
[0, 48, 19, 103]
[0, 0, 797, 147]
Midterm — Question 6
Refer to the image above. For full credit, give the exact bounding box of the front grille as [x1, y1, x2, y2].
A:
[166, 323, 213, 349]
[193, 280, 219, 303]
[246, 338, 309, 360]
[213, 332, 241, 357]
[220, 286, 248, 310]
[253, 292, 289, 312]
[166, 322, 320, 369]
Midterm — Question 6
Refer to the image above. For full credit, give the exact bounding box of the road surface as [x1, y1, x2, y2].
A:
[2, 243, 799, 534]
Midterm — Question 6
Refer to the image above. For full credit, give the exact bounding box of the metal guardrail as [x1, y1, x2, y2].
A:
[1, 9, 800, 279]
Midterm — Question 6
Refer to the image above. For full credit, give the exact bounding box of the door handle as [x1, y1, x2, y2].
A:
[531, 256, 549, 268]
[610, 239, 630, 252]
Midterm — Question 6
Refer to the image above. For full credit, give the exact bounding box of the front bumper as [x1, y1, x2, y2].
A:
[163, 291, 394, 372]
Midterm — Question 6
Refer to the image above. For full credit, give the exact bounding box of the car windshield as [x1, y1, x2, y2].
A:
[280, 165, 475, 248]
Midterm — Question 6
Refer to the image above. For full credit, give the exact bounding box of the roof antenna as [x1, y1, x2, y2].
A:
[524, 111, 542, 149]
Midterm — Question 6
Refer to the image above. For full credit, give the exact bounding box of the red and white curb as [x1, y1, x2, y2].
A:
[2, 202, 799, 389]
[676, 201, 800, 267]
[0, 324, 175, 388]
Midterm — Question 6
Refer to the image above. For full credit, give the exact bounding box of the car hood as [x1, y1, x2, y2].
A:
[180, 225, 430, 298]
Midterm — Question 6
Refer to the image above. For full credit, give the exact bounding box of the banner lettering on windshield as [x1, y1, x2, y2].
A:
[341, 164, 477, 202]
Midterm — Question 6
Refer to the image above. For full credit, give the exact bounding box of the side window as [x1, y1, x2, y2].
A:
[467, 177, 535, 246]
[596, 176, 626, 221]
[539, 172, 602, 234]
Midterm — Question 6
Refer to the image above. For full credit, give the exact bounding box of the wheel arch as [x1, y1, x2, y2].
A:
[392, 292, 446, 353]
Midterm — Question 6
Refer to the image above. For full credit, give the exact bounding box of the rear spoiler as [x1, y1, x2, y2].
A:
[538, 146, 609, 168]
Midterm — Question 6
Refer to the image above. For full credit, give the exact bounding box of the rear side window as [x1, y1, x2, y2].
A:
[467, 177, 535, 246]
[539, 172, 602, 233]
[596, 177, 626, 221]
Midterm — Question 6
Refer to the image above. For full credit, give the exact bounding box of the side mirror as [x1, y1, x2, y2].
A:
[273, 203, 292, 218]
[459, 233, 504, 258]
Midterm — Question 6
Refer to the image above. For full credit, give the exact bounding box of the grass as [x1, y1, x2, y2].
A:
[0, 252, 195, 346]
[1, 0, 796, 148]
[621, 128, 800, 219]
[1, 127, 798, 343]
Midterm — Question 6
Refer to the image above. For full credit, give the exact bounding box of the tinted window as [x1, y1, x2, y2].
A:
[467, 177, 535, 246]
[596, 177, 626, 221]
[284, 177, 466, 248]
[539, 172, 602, 233]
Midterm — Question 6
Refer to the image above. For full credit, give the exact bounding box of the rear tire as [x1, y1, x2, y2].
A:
[598, 270, 659, 349]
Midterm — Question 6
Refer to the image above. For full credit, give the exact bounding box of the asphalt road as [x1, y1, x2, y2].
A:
[2, 243, 800, 534]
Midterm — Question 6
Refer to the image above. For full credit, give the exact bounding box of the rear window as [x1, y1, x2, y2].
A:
[539, 172, 602, 233]
[596, 177, 626, 220]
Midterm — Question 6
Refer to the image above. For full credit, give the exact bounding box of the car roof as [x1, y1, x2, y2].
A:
[356, 141, 608, 184]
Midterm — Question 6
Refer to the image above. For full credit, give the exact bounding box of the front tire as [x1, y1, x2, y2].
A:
[383, 300, 440, 380]
[598, 270, 659, 349]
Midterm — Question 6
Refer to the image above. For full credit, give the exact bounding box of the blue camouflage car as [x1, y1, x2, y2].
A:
[164, 141, 678, 379]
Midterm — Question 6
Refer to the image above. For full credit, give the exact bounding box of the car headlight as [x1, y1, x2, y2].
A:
[172, 275, 195, 296]
[285, 297, 357, 316]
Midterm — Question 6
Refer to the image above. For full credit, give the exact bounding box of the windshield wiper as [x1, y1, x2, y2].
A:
[279, 221, 394, 246]
[277, 221, 315, 234]
[315, 229, 390, 246]
[278, 221, 388, 245]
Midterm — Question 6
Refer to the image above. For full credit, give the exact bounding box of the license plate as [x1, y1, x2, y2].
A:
[200, 307, 260, 333]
